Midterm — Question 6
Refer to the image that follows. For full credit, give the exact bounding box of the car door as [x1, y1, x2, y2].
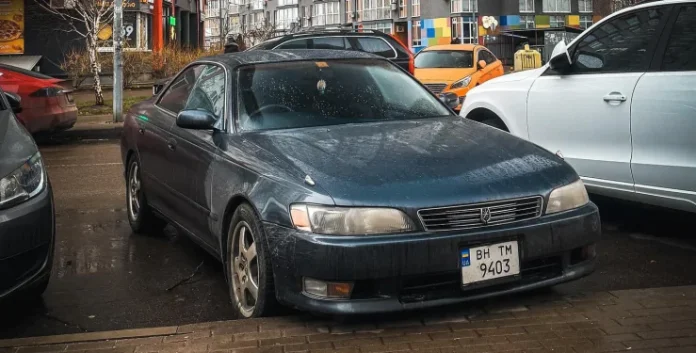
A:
[146, 65, 204, 218]
[168, 64, 227, 246]
[630, 4, 696, 212]
[526, 7, 669, 194]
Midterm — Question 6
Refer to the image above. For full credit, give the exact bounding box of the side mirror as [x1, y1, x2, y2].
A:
[176, 109, 218, 130]
[549, 40, 572, 71]
[478, 60, 487, 70]
[438, 92, 460, 110]
[5, 92, 21, 114]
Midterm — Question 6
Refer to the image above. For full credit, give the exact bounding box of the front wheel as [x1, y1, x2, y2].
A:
[126, 157, 166, 235]
[227, 203, 276, 318]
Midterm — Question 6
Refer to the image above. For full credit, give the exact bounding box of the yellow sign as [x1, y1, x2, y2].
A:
[0, 0, 24, 54]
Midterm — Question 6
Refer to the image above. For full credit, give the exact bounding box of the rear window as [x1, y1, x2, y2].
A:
[237, 59, 451, 132]
[415, 51, 474, 69]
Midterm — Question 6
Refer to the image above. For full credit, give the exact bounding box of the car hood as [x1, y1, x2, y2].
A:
[414, 68, 477, 84]
[0, 112, 37, 177]
[242, 118, 578, 208]
[486, 66, 546, 85]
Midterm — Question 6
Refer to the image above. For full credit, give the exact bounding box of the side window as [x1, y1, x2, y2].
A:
[661, 6, 696, 71]
[478, 50, 496, 64]
[356, 37, 397, 58]
[570, 8, 665, 74]
[158, 65, 204, 114]
[184, 65, 226, 120]
[277, 39, 309, 49]
[311, 37, 346, 50]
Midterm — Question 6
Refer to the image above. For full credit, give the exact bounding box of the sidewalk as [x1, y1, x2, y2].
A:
[2, 286, 696, 353]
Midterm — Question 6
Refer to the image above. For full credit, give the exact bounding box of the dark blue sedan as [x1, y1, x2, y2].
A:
[120, 50, 600, 318]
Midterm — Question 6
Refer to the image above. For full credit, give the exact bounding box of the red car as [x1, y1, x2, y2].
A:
[0, 64, 78, 134]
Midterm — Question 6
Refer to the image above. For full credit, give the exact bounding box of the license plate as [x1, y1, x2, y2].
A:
[461, 241, 520, 285]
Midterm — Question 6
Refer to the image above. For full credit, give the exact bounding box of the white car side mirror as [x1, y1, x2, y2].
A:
[549, 40, 572, 71]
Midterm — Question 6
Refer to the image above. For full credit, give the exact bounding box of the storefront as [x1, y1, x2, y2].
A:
[0, 0, 202, 76]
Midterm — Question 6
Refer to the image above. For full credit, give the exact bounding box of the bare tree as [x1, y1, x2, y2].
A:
[35, 0, 114, 105]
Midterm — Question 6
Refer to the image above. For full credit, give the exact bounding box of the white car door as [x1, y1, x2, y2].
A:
[631, 4, 696, 212]
[526, 7, 669, 194]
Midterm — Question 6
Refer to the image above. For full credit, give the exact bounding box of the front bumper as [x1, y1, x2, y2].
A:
[0, 185, 55, 300]
[265, 203, 600, 314]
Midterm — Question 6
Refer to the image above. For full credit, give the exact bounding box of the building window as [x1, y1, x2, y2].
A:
[578, 0, 592, 12]
[451, 17, 477, 44]
[520, 0, 534, 13]
[451, 0, 477, 13]
[278, 0, 298, 6]
[412, 0, 420, 17]
[302, 6, 311, 27]
[346, 0, 354, 23]
[399, 0, 407, 18]
[521, 15, 535, 28]
[543, 0, 571, 13]
[313, 2, 340, 26]
[362, 21, 392, 34]
[580, 15, 592, 28]
[550, 15, 565, 27]
[412, 19, 421, 46]
[248, 12, 265, 30]
[229, 0, 241, 15]
[229, 15, 241, 35]
[360, 0, 391, 22]
[276, 7, 298, 31]
[206, 0, 221, 18]
[251, 0, 263, 11]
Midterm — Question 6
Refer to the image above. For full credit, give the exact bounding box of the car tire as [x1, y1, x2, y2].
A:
[126, 157, 166, 235]
[226, 203, 276, 318]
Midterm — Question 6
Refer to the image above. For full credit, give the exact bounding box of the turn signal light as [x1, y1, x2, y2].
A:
[303, 277, 353, 299]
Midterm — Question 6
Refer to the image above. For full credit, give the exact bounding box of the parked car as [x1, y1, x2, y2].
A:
[249, 29, 415, 72]
[414, 44, 504, 111]
[460, 0, 696, 213]
[122, 50, 600, 318]
[0, 88, 54, 300]
[0, 64, 77, 134]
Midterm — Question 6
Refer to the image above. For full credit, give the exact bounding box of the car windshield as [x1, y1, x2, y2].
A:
[415, 51, 474, 69]
[237, 59, 452, 132]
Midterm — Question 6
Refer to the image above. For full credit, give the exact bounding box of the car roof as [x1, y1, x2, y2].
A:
[422, 44, 480, 52]
[198, 49, 384, 68]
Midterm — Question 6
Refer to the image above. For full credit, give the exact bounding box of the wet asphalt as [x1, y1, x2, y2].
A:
[2, 140, 696, 339]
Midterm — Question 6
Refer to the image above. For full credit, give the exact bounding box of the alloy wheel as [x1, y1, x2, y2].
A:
[128, 162, 141, 221]
[229, 221, 260, 317]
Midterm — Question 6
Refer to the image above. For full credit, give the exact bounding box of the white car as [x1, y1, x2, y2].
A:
[460, 0, 696, 213]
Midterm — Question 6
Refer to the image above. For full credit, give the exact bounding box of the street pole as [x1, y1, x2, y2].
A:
[113, 0, 123, 123]
[352, 0, 357, 30]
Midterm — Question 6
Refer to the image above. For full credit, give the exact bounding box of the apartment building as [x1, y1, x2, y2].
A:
[204, 0, 600, 52]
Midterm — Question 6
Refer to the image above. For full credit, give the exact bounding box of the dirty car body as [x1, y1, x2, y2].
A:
[121, 50, 600, 317]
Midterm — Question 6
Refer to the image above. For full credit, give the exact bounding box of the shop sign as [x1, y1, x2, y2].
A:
[0, 0, 24, 54]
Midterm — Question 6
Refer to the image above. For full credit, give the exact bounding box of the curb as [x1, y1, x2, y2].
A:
[0, 327, 177, 348]
[36, 126, 123, 145]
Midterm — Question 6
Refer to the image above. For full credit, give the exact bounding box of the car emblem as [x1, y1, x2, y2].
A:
[480, 207, 492, 224]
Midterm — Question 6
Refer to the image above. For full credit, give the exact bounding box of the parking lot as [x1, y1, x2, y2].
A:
[2, 139, 696, 340]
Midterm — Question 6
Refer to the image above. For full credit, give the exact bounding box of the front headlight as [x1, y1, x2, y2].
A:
[546, 179, 589, 214]
[0, 153, 46, 210]
[450, 75, 472, 90]
[290, 204, 416, 235]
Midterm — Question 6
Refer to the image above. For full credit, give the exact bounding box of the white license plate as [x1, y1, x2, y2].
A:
[461, 241, 520, 285]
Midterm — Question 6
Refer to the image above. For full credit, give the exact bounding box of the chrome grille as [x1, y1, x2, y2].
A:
[424, 83, 447, 94]
[418, 196, 543, 231]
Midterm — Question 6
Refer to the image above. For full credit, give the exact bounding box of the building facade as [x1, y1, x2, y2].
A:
[205, 0, 600, 51]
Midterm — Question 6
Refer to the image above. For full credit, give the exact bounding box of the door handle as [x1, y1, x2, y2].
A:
[603, 93, 627, 103]
[167, 139, 177, 151]
[138, 128, 145, 135]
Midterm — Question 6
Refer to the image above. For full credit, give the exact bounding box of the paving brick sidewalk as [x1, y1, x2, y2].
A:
[2, 286, 696, 353]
